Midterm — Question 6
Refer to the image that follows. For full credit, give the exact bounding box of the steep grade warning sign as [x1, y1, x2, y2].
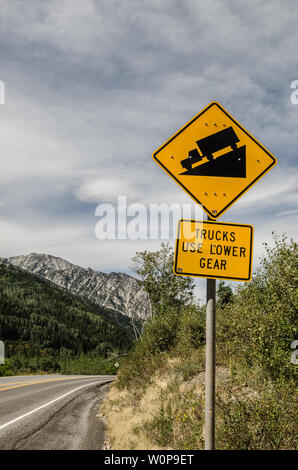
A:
[153, 102, 277, 219]
[174, 219, 253, 281]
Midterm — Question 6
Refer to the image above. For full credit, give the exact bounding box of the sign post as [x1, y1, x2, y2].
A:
[205, 225, 216, 449]
[174, 217, 253, 449]
[153, 101, 277, 450]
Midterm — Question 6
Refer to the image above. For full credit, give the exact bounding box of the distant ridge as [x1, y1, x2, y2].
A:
[8, 253, 151, 331]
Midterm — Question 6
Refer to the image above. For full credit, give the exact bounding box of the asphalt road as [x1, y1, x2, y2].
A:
[0, 374, 114, 450]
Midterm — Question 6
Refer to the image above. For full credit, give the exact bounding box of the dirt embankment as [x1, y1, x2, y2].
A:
[101, 359, 259, 450]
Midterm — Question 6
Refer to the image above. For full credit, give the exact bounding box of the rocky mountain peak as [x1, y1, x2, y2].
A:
[8, 253, 151, 323]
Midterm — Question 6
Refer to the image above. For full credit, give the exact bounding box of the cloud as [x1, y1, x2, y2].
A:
[75, 177, 137, 203]
[277, 209, 298, 217]
[230, 166, 298, 213]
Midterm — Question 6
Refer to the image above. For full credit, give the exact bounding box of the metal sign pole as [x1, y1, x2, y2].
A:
[205, 216, 216, 450]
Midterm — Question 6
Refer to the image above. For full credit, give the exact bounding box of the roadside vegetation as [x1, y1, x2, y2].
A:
[0, 263, 132, 376]
[102, 236, 297, 450]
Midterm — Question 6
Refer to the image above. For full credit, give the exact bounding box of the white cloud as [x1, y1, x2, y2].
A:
[75, 177, 136, 203]
[231, 167, 298, 213]
[277, 209, 298, 217]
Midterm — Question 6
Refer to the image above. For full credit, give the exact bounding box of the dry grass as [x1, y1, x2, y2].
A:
[101, 373, 175, 450]
[101, 357, 225, 450]
[101, 355, 190, 450]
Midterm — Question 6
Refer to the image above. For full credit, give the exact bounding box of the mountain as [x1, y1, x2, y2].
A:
[0, 260, 132, 374]
[8, 253, 151, 331]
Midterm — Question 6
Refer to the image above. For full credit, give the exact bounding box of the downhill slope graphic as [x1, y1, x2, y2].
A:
[180, 145, 246, 178]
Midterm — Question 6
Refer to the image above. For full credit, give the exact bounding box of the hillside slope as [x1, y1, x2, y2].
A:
[0, 261, 132, 374]
[102, 236, 297, 450]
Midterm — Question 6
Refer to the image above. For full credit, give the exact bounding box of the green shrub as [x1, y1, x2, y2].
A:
[0, 361, 13, 377]
[217, 382, 297, 450]
[117, 304, 204, 391]
[143, 387, 205, 449]
[176, 305, 205, 350]
[217, 235, 297, 381]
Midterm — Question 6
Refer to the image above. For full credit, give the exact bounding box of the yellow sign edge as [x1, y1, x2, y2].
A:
[153, 101, 277, 219]
[173, 219, 254, 282]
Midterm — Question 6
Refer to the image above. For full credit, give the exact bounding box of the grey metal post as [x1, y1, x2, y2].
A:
[205, 216, 216, 450]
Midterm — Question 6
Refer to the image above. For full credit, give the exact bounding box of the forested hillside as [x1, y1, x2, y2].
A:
[0, 262, 132, 375]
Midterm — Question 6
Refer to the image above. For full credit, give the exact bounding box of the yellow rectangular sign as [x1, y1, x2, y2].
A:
[174, 219, 253, 281]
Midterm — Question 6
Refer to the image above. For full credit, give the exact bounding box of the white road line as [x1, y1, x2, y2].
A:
[0, 380, 106, 431]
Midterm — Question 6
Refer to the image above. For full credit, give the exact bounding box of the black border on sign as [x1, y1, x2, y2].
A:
[174, 219, 254, 281]
[153, 102, 277, 219]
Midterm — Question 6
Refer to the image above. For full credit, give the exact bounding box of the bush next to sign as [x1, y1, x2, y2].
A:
[104, 234, 297, 450]
[217, 234, 297, 381]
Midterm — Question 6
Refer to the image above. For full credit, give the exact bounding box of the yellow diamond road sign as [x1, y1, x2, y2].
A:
[174, 219, 253, 281]
[153, 102, 277, 219]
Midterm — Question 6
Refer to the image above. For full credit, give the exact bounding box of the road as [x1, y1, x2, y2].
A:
[0, 374, 114, 450]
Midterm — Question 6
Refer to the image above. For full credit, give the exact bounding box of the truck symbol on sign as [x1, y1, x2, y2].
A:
[181, 126, 240, 171]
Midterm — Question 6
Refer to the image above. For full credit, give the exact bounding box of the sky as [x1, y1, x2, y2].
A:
[0, 0, 297, 302]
